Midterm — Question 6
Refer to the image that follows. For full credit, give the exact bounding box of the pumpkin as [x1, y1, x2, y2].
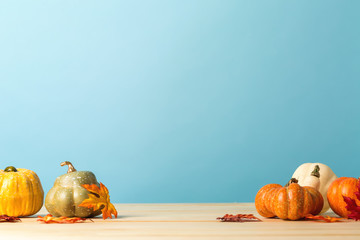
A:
[327, 177, 360, 218]
[45, 161, 102, 218]
[0, 166, 44, 217]
[291, 163, 337, 213]
[255, 178, 324, 220]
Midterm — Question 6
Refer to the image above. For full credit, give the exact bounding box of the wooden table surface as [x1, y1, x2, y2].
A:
[1, 203, 359, 239]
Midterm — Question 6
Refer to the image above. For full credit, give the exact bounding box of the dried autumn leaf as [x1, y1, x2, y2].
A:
[79, 182, 118, 220]
[37, 214, 90, 224]
[217, 214, 262, 222]
[0, 215, 21, 222]
[305, 214, 344, 222]
[343, 179, 360, 221]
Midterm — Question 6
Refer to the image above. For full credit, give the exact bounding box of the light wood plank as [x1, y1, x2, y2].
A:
[0, 203, 358, 240]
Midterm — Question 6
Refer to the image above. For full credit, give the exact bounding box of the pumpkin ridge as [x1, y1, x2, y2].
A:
[22, 171, 31, 216]
[262, 187, 274, 217]
[285, 184, 290, 219]
[284, 184, 289, 219]
[287, 183, 300, 220]
[269, 187, 276, 216]
[270, 187, 281, 217]
[26, 172, 32, 216]
[300, 185, 307, 219]
[301, 186, 310, 219]
[273, 187, 288, 219]
[267, 188, 276, 215]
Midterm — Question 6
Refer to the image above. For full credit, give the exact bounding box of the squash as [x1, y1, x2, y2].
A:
[45, 161, 102, 218]
[291, 163, 337, 213]
[327, 177, 360, 218]
[255, 178, 323, 220]
[0, 166, 44, 217]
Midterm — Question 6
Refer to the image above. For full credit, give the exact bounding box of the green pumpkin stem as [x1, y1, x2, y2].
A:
[4, 166, 18, 172]
[311, 165, 320, 178]
[60, 161, 77, 173]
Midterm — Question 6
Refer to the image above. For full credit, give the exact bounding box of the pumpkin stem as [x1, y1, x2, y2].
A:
[311, 165, 320, 178]
[4, 166, 18, 172]
[285, 178, 298, 187]
[60, 161, 77, 173]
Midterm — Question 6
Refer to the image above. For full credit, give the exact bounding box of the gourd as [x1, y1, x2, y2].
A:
[45, 161, 102, 218]
[327, 177, 360, 218]
[291, 163, 337, 213]
[0, 166, 44, 217]
[255, 179, 323, 220]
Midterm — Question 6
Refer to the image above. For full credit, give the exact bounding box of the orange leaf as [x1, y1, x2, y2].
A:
[79, 182, 118, 220]
[305, 214, 344, 223]
[37, 214, 90, 224]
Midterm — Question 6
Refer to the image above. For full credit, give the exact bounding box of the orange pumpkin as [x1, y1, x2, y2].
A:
[327, 177, 360, 218]
[255, 179, 324, 220]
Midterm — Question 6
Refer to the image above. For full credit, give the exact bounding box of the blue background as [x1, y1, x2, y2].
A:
[0, 0, 359, 203]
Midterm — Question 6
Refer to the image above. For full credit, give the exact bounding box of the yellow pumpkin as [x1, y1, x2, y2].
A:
[0, 166, 44, 216]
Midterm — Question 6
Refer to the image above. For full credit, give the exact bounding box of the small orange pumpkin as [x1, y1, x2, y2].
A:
[255, 178, 323, 220]
[327, 177, 360, 218]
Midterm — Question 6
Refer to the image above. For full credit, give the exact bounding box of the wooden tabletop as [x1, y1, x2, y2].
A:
[1, 203, 359, 239]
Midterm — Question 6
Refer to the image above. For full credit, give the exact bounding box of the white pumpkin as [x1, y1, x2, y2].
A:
[291, 163, 337, 213]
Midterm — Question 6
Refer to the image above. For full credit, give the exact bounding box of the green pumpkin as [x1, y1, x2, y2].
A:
[45, 161, 102, 218]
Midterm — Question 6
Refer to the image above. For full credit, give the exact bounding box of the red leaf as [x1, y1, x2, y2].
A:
[217, 214, 262, 222]
[0, 215, 21, 222]
[343, 179, 360, 221]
